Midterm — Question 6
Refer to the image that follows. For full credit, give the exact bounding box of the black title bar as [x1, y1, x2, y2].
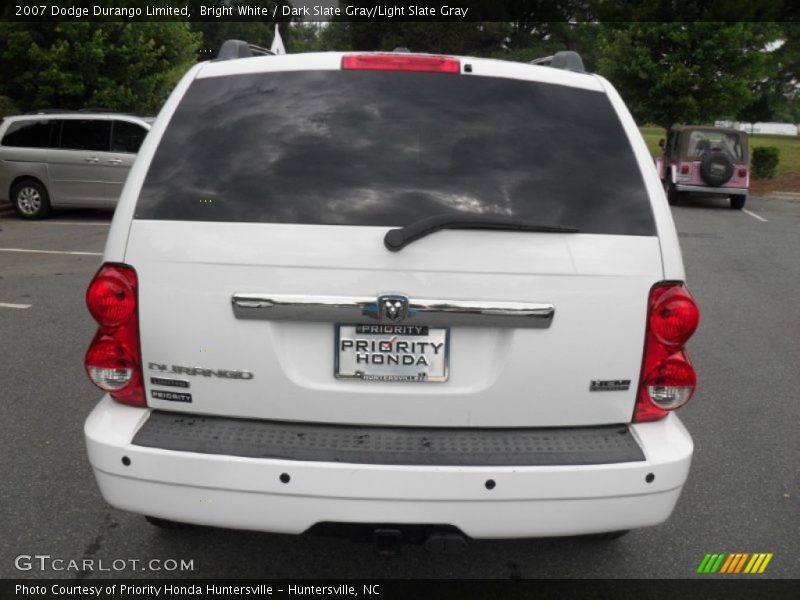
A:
[1, 0, 796, 22]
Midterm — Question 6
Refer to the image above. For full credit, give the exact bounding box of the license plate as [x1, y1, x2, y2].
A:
[335, 324, 449, 382]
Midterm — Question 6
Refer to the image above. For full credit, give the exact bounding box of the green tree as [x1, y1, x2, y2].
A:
[734, 22, 800, 123]
[187, 1, 295, 58]
[492, 22, 601, 68]
[596, 22, 779, 128]
[769, 22, 800, 122]
[193, 21, 275, 57]
[314, 19, 598, 68]
[317, 22, 511, 55]
[0, 22, 200, 114]
[286, 23, 326, 53]
[0, 95, 18, 119]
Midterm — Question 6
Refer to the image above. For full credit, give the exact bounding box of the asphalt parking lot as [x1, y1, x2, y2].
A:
[0, 196, 797, 580]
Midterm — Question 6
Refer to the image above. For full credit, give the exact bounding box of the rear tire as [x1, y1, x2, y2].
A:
[730, 195, 746, 210]
[11, 179, 51, 220]
[667, 181, 685, 206]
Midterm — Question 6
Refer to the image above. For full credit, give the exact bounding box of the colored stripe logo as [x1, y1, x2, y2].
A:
[697, 553, 773, 574]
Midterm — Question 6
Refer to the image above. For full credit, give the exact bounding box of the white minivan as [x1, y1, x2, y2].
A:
[83, 46, 700, 549]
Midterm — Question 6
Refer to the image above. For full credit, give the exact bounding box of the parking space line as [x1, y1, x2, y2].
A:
[0, 248, 102, 256]
[15, 221, 110, 226]
[742, 209, 767, 222]
[0, 302, 32, 309]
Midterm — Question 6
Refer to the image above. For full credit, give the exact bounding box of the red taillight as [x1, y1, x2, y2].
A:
[341, 54, 460, 73]
[648, 285, 699, 347]
[738, 168, 747, 178]
[86, 268, 136, 327]
[85, 264, 145, 407]
[680, 164, 691, 175]
[634, 282, 700, 422]
[643, 354, 696, 410]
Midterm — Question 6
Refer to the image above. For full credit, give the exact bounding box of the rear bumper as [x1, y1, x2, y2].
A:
[675, 184, 747, 195]
[84, 397, 693, 538]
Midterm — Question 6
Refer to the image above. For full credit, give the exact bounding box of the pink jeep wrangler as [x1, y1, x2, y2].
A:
[656, 125, 749, 209]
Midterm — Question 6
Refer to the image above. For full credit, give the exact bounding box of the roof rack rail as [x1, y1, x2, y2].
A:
[530, 51, 585, 73]
[217, 39, 275, 60]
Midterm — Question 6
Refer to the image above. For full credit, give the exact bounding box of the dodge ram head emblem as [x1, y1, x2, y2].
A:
[379, 294, 409, 322]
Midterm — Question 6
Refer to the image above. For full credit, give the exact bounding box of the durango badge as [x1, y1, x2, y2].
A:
[148, 363, 254, 380]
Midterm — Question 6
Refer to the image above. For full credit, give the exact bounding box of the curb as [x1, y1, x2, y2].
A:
[770, 192, 800, 200]
[751, 192, 800, 201]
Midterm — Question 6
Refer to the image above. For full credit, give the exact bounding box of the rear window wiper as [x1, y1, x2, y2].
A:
[384, 214, 579, 252]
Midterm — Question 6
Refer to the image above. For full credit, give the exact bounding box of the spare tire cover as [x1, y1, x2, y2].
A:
[700, 151, 734, 186]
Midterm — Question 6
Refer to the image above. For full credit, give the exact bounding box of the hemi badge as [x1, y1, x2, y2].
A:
[150, 377, 189, 388]
[151, 390, 192, 403]
[590, 380, 631, 392]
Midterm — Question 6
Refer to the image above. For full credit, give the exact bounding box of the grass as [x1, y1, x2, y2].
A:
[637, 126, 800, 176]
[639, 126, 667, 157]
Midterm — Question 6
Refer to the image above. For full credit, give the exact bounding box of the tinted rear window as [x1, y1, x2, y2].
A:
[136, 70, 654, 235]
[112, 120, 147, 153]
[60, 119, 110, 151]
[2, 119, 56, 148]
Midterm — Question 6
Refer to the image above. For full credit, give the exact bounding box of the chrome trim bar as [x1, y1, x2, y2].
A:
[231, 294, 554, 328]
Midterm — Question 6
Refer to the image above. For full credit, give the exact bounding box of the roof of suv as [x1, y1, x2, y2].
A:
[196, 51, 605, 93]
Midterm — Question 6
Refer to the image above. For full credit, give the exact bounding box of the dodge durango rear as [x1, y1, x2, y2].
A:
[83, 46, 699, 545]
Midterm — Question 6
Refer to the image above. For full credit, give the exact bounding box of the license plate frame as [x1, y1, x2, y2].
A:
[334, 324, 449, 383]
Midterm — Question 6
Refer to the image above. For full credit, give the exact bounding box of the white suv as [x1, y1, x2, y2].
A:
[83, 46, 699, 546]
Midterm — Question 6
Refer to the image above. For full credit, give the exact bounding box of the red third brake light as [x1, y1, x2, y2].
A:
[634, 282, 700, 422]
[85, 264, 145, 407]
[341, 54, 461, 73]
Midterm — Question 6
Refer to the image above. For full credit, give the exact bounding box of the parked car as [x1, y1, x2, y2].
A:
[82, 46, 700, 548]
[0, 112, 152, 219]
[655, 125, 749, 209]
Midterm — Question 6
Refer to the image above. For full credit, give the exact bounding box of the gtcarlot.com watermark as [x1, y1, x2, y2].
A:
[14, 554, 194, 573]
